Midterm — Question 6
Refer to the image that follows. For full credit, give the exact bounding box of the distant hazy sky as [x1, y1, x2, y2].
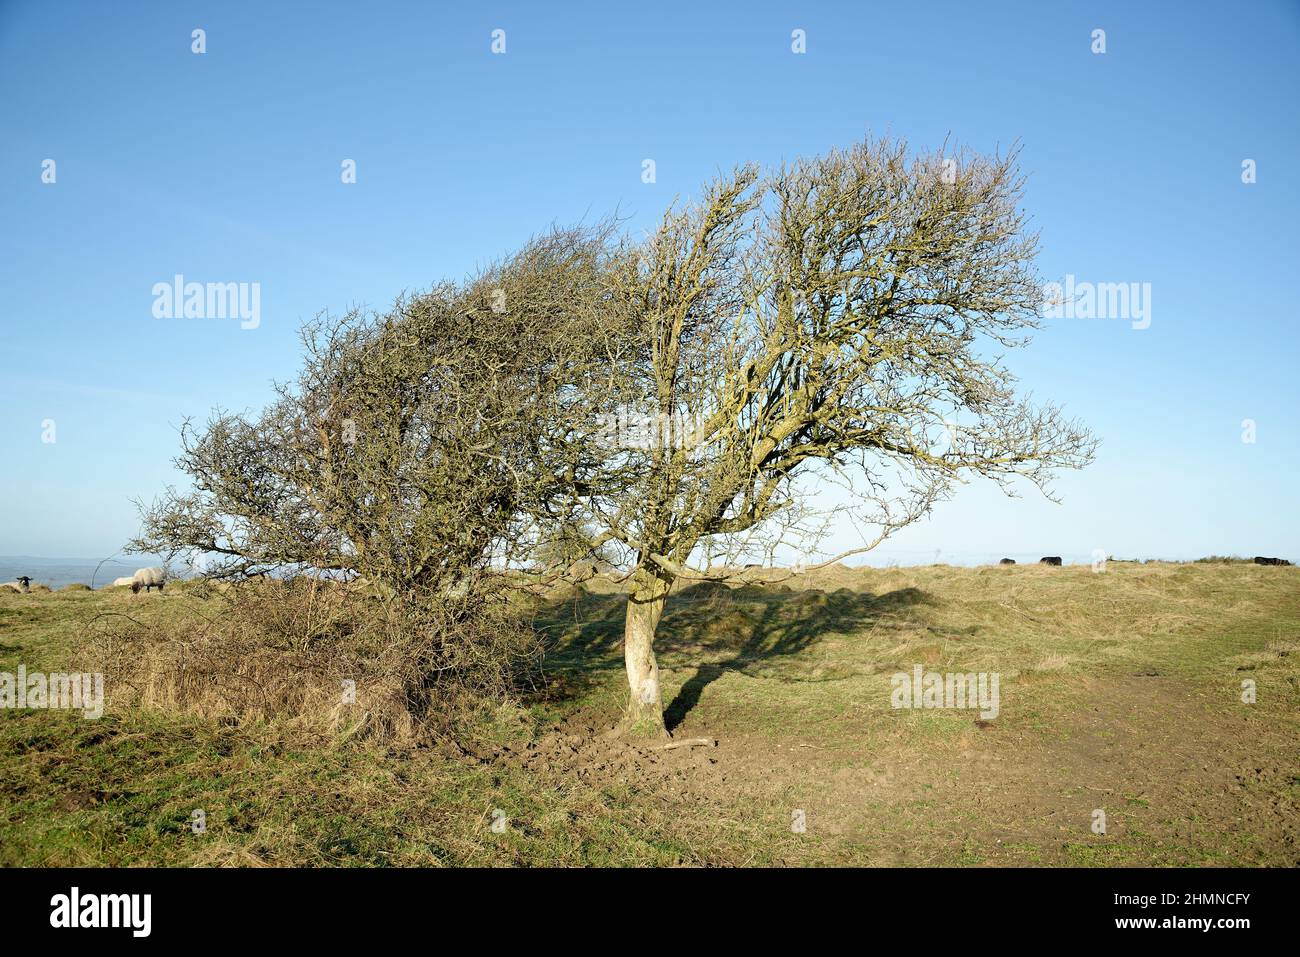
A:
[1, 0, 1297, 563]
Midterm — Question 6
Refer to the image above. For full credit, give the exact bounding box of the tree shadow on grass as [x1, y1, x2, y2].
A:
[531, 580, 929, 730]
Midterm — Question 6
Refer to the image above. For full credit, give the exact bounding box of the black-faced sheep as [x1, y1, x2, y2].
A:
[130, 567, 167, 593]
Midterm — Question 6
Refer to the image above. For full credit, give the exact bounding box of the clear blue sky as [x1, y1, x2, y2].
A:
[1, 0, 1297, 563]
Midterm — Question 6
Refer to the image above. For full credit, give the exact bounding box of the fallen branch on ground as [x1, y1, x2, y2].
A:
[655, 737, 717, 751]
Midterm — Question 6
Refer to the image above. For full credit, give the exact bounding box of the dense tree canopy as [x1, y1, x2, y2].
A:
[133, 224, 629, 600]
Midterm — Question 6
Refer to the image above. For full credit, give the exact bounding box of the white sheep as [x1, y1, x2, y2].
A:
[130, 567, 167, 594]
[111, 577, 135, 588]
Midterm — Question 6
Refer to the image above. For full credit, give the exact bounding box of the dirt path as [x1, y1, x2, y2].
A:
[509, 669, 1298, 866]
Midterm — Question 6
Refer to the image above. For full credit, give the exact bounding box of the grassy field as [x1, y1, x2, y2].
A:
[2, 562, 1297, 866]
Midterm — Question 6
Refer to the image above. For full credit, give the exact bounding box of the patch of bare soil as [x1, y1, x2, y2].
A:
[492, 717, 731, 796]
[834, 673, 1300, 866]
[495, 672, 1298, 866]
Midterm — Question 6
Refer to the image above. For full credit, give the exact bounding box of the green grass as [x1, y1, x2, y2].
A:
[2, 563, 1297, 866]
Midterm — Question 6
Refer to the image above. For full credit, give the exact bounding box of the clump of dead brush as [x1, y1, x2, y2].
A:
[84, 575, 544, 747]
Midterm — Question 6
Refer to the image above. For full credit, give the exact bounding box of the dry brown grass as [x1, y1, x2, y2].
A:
[83, 576, 543, 746]
[2, 561, 1296, 866]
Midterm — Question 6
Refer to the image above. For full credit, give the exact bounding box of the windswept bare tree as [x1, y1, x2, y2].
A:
[132, 223, 629, 603]
[577, 136, 1097, 736]
[133, 136, 1094, 740]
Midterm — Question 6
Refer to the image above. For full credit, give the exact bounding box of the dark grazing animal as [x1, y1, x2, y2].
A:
[1253, 556, 1293, 566]
[1039, 556, 1062, 566]
[998, 558, 1016, 565]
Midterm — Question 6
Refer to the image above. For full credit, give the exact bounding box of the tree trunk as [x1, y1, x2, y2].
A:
[619, 574, 671, 738]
